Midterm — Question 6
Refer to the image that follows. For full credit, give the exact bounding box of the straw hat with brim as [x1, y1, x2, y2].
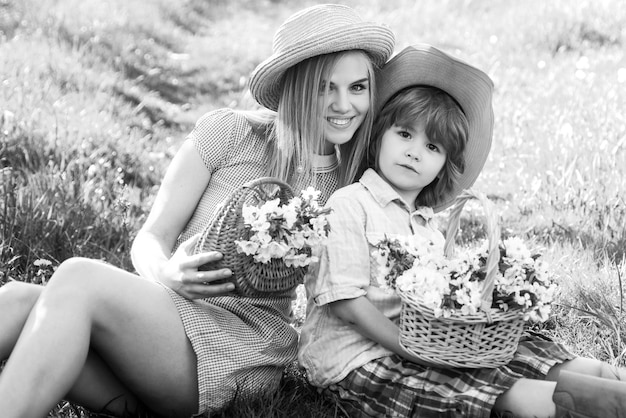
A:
[376, 44, 494, 213]
[249, 4, 395, 111]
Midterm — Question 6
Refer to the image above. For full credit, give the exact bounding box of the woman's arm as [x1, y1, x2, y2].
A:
[330, 296, 434, 366]
[131, 140, 234, 298]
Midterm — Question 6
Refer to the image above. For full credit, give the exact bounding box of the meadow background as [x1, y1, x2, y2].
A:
[1, 0, 625, 416]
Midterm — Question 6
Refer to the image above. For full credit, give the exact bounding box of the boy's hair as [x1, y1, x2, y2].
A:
[261, 50, 376, 189]
[368, 86, 468, 208]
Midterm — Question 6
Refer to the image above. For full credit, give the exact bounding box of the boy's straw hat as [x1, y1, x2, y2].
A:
[377, 44, 494, 212]
[249, 4, 395, 111]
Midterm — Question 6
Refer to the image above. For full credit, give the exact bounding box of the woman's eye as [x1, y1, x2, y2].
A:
[351, 83, 367, 92]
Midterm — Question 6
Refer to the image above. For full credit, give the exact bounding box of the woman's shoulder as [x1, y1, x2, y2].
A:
[194, 108, 244, 129]
[194, 108, 273, 139]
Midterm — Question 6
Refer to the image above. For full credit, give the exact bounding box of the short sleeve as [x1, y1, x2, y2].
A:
[308, 194, 370, 306]
[188, 108, 237, 172]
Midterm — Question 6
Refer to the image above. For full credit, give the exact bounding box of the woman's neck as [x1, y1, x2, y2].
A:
[317, 142, 335, 156]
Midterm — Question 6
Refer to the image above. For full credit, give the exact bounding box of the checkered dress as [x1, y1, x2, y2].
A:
[166, 108, 339, 414]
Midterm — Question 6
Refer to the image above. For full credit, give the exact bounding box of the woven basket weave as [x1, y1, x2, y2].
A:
[398, 189, 526, 369]
[194, 177, 308, 297]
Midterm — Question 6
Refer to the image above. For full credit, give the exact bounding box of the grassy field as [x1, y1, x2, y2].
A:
[1, 0, 625, 416]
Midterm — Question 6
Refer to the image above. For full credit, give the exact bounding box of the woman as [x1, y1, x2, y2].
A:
[0, 4, 394, 417]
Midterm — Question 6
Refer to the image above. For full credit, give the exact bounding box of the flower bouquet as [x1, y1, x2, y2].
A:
[375, 190, 557, 368]
[195, 177, 331, 297]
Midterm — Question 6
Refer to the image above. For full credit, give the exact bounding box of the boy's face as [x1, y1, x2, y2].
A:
[377, 122, 447, 207]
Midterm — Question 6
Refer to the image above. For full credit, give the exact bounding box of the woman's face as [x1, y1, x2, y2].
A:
[318, 51, 371, 153]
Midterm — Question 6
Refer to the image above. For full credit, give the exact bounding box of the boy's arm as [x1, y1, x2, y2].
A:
[330, 296, 433, 366]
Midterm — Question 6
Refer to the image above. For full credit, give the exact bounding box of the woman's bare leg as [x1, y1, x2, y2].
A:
[0, 257, 199, 418]
[0, 281, 146, 415]
[0, 282, 42, 360]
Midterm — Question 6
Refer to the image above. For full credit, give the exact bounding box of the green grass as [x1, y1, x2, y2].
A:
[1, 0, 626, 416]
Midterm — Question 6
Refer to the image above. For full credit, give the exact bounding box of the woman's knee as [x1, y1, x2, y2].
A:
[51, 257, 98, 279]
[49, 257, 115, 285]
[0, 281, 43, 309]
[0, 258, 100, 304]
[44, 257, 113, 300]
[0, 282, 44, 358]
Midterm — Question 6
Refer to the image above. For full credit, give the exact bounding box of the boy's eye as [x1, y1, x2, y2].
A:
[428, 143, 446, 154]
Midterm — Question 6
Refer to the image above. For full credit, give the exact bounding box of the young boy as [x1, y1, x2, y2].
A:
[299, 44, 625, 418]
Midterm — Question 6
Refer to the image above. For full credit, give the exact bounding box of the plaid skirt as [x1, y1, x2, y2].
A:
[325, 333, 576, 418]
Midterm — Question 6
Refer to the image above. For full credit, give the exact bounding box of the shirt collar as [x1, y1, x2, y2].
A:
[359, 168, 401, 207]
[359, 168, 435, 222]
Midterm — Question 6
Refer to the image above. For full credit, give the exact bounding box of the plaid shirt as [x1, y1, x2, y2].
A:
[298, 168, 444, 387]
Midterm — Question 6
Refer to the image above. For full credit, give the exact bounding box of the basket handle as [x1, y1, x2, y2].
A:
[241, 176, 292, 191]
[443, 189, 501, 313]
[239, 177, 295, 204]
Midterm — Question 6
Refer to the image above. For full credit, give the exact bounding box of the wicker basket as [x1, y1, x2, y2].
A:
[194, 177, 308, 297]
[398, 189, 526, 369]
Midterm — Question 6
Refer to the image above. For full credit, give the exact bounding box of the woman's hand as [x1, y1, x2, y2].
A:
[162, 234, 235, 299]
[130, 141, 236, 299]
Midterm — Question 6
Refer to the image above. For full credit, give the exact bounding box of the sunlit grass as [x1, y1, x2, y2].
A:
[1, 0, 626, 416]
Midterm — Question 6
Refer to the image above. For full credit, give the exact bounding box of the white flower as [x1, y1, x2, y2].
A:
[283, 204, 299, 229]
[301, 187, 321, 201]
[288, 231, 306, 249]
[530, 302, 553, 322]
[254, 230, 272, 245]
[377, 234, 556, 322]
[242, 205, 261, 225]
[503, 237, 533, 263]
[513, 291, 532, 308]
[236, 186, 330, 279]
[235, 240, 260, 256]
[250, 218, 271, 233]
[266, 241, 289, 259]
[253, 249, 273, 264]
[285, 253, 311, 268]
[310, 214, 328, 231]
[371, 248, 392, 289]
[287, 196, 302, 211]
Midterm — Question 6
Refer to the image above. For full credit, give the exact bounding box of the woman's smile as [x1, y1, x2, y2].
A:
[327, 116, 356, 129]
